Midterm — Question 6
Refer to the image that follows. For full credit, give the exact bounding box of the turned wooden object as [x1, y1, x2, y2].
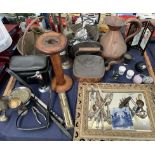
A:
[144, 50, 155, 83]
[3, 76, 16, 96]
[36, 31, 72, 93]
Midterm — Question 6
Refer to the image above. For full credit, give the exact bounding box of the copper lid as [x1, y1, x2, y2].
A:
[73, 55, 105, 78]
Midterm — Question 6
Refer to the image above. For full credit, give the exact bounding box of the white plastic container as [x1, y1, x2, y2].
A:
[126, 70, 135, 79]
[0, 20, 12, 53]
[118, 66, 126, 75]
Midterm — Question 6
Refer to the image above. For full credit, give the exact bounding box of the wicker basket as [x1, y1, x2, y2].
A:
[17, 17, 44, 55]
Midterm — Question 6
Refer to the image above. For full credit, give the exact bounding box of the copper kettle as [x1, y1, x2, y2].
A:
[100, 16, 142, 61]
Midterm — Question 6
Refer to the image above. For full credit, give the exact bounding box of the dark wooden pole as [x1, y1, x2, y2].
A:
[50, 54, 65, 86]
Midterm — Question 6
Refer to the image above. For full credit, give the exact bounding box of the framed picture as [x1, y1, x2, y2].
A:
[127, 20, 154, 55]
[74, 83, 155, 140]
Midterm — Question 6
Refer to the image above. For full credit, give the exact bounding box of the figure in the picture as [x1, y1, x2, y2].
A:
[118, 94, 147, 119]
[88, 91, 104, 129]
[111, 107, 133, 129]
[132, 94, 147, 119]
[119, 96, 132, 108]
[88, 87, 149, 131]
[88, 92, 113, 129]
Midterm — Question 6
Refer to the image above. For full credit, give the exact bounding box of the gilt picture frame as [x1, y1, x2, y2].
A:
[74, 83, 155, 140]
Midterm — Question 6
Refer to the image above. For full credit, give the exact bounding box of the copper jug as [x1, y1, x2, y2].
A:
[100, 16, 142, 61]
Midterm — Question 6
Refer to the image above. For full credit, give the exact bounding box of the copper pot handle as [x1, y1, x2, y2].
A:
[105, 61, 120, 71]
[78, 47, 101, 52]
[105, 58, 124, 71]
[75, 47, 101, 56]
[125, 18, 142, 43]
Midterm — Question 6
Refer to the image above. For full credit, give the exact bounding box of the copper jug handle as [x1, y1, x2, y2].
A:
[125, 18, 142, 43]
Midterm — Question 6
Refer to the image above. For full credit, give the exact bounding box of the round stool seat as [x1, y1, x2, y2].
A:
[36, 31, 67, 55]
[35, 31, 72, 93]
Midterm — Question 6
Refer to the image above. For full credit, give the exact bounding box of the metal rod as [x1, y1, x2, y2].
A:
[58, 92, 74, 129]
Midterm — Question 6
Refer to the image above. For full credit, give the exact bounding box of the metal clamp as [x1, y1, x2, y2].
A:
[32, 106, 47, 125]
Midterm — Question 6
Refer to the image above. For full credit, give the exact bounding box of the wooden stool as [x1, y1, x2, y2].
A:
[36, 31, 73, 129]
[36, 31, 72, 93]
